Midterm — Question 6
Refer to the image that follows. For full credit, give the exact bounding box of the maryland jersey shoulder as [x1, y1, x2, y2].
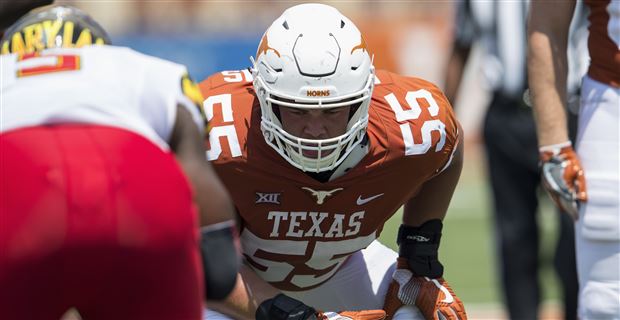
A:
[198, 69, 460, 291]
[1, 45, 205, 149]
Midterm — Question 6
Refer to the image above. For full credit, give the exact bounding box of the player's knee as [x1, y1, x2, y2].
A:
[580, 178, 620, 241]
[200, 221, 240, 300]
[580, 281, 620, 320]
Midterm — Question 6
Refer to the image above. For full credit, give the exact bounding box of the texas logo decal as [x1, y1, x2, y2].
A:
[256, 34, 281, 58]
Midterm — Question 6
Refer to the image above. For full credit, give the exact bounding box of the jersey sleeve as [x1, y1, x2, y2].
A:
[199, 69, 253, 92]
[198, 71, 227, 93]
[198, 70, 256, 163]
[138, 52, 207, 144]
[413, 77, 461, 176]
[375, 70, 461, 179]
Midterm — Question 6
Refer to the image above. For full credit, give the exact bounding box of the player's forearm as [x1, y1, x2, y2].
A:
[175, 157, 237, 227]
[402, 135, 463, 227]
[192, 161, 237, 227]
[444, 46, 470, 104]
[170, 105, 236, 226]
[209, 264, 281, 319]
[527, 0, 575, 147]
[527, 32, 569, 146]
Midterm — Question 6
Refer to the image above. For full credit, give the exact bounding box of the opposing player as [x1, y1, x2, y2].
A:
[199, 4, 466, 320]
[0, 5, 238, 320]
[528, 0, 620, 319]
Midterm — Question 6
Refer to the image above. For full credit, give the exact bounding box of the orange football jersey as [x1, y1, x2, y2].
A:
[585, 0, 620, 87]
[199, 69, 460, 291]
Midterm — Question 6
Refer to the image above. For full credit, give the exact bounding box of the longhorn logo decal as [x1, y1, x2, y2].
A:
[257, 34, 281, 58]
[350, 36, 368, 54]
[301, 187, 343, 205]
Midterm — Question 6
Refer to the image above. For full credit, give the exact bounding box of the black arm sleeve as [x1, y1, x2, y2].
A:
[200, 220, 239, 300]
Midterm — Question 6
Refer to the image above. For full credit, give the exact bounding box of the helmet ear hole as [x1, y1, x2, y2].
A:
[350, 50, 365, 71]
[265, 52, 283, 71]
[258, 61, 279, 84]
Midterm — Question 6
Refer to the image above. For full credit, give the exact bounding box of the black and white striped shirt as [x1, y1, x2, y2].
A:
[455, 0, 589, 99]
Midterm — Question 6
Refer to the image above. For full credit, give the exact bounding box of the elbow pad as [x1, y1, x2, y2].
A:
[397, 219, 444, 278]
[200, 220, 240, 300]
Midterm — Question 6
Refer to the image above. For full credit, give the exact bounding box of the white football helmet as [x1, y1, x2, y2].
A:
[252, 3, 375, 172]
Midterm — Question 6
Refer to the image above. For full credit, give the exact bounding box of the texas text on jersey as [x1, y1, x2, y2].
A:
[199, 69, 460, 291]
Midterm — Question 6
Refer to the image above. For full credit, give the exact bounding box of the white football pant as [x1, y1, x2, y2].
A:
[575, 75, 620, 320]
[203, 240, 424, 319]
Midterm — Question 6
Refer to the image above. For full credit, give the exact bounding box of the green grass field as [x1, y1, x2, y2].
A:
[378, 145, 563, 309]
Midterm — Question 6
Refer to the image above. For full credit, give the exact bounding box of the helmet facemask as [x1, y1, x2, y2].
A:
[252, 3, 375, 173]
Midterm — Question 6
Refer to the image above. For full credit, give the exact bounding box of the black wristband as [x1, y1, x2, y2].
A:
[256, 294, 317, 320]
[397, 219, 444, 278]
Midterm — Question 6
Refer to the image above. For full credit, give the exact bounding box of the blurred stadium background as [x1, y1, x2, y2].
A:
[53, 1, 564, 319]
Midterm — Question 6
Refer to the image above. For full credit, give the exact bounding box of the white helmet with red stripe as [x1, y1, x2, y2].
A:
[252, 3, 374, 172]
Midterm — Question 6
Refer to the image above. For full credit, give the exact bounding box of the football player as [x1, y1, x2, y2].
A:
[0, 5, 238, 320]
[528, 0, 620, 319]
[199, 4, 466, 320]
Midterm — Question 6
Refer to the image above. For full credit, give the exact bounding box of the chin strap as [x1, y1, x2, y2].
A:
[328, 134, 369, 180]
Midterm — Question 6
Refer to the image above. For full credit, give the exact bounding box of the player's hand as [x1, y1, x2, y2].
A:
[383, 258, 466, 320]
[317, 310, 386, 320]
[539, 142, 587, 220]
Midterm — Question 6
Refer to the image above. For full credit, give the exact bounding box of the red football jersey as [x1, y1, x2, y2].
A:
[199, 69, 460, 291]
